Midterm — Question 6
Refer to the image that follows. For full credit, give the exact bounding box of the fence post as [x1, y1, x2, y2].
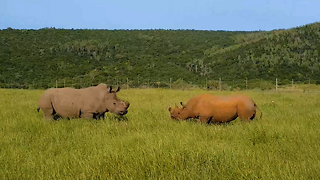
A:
[219, 78, 221, 91]
[64, 79, 66, 87]
[246, 78, 248, 91]
[182, 78, 184, 90]
[127, 78, 129, 89]
[56, 80, 58, 88]
[206, 78, 207, 90]
[276, 78, 278, 93]
[33, 80, 35, 89]
[170, 78, 172, 90]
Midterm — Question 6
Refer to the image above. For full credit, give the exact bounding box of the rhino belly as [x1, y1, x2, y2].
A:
[210, 106, 238, 122]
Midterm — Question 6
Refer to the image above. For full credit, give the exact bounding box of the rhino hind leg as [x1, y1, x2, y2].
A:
[250, 113, 256, 120]
[238, 106, 256, 121]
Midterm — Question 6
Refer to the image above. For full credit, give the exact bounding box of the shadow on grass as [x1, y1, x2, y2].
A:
[38, 113, 129, 123]
[173, 117, 259, 126]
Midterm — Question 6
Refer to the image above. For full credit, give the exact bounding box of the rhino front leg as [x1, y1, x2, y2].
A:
[81, 112, 94, 119]
[44, 114, 54, 121]
[97, 112, 106, 119]
[199, 116, 211, 124]
[41, 107, 55, 121]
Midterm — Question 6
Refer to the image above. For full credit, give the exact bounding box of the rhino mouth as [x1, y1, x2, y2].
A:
[118, 110, 128, 116]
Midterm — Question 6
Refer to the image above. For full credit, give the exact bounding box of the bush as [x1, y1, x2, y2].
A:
[171, 79, 193, 90]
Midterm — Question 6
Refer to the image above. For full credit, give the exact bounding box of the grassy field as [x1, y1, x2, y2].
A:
[1, 87, 320, 179]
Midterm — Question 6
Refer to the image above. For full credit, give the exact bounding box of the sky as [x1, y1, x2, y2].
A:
[0, 0, 319, 31]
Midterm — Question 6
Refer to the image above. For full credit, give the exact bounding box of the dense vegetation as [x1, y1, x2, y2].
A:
[203, 23, 320, 84]
[0, 22, 320, 89]
[1, 88, 320, 179]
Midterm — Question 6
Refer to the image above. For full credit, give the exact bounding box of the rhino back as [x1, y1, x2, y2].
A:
[192, 95, 238, 117]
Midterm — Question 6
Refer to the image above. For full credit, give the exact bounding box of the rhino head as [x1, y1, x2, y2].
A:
[168, 102, 186, 120]
[104, 86, 130, 116]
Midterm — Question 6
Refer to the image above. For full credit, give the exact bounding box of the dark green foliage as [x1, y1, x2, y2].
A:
[204, 23, 320, 83]
[0, 22, 320, 89]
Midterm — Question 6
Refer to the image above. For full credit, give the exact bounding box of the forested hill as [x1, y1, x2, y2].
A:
[0, 22, 319, 89]
[203, 22, 320, 84]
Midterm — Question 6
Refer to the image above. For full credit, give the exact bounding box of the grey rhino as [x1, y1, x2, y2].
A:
[37, 83, 130, 120]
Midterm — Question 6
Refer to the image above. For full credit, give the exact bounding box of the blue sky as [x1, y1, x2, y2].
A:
[0, 0, 319, 31]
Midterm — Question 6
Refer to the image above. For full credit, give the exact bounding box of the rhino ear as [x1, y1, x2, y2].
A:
[116, 87, 120, 92]
[168, 106, 172, 112]
[180, 102, 186, 108]
[109, 86, 113, 93]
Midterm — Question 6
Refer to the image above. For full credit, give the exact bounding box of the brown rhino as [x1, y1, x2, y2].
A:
[37, 83, 130, 120]
[168, 94, 262, 123]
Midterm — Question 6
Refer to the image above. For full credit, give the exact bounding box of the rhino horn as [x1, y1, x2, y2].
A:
[180, 102, 186, 108]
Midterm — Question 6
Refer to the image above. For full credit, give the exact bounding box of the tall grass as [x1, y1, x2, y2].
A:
[0, 88, 320, 179]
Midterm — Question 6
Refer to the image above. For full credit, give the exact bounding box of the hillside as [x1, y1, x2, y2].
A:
[0, 22, 320, 89]
[203, 23, 320, 84]
[0, 28, 250, 88]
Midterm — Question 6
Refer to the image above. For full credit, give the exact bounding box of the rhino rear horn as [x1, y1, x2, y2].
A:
[180, 102, 186, 108]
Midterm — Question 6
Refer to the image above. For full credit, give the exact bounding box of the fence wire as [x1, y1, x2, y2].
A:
[0, 77, 318, 91]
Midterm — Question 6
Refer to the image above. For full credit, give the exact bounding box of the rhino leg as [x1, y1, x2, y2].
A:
[97, 112, 105, 119]
[199, 116, 210, 123]
[42, 107, 55, 121]
[93, 112, 106, 120]
[81, 112, 94, 119]
[238, 108, 256, 121]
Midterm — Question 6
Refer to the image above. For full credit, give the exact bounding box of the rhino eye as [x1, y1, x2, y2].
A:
[113, 102, 116, 105]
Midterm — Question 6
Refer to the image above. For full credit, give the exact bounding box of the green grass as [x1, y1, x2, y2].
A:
[1, 88, 320, 179]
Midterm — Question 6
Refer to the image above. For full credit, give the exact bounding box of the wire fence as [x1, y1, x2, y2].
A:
[0, 77, 318, 91]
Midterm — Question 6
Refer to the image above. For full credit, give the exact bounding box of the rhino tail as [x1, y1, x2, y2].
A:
[37, 107, 40, 112]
